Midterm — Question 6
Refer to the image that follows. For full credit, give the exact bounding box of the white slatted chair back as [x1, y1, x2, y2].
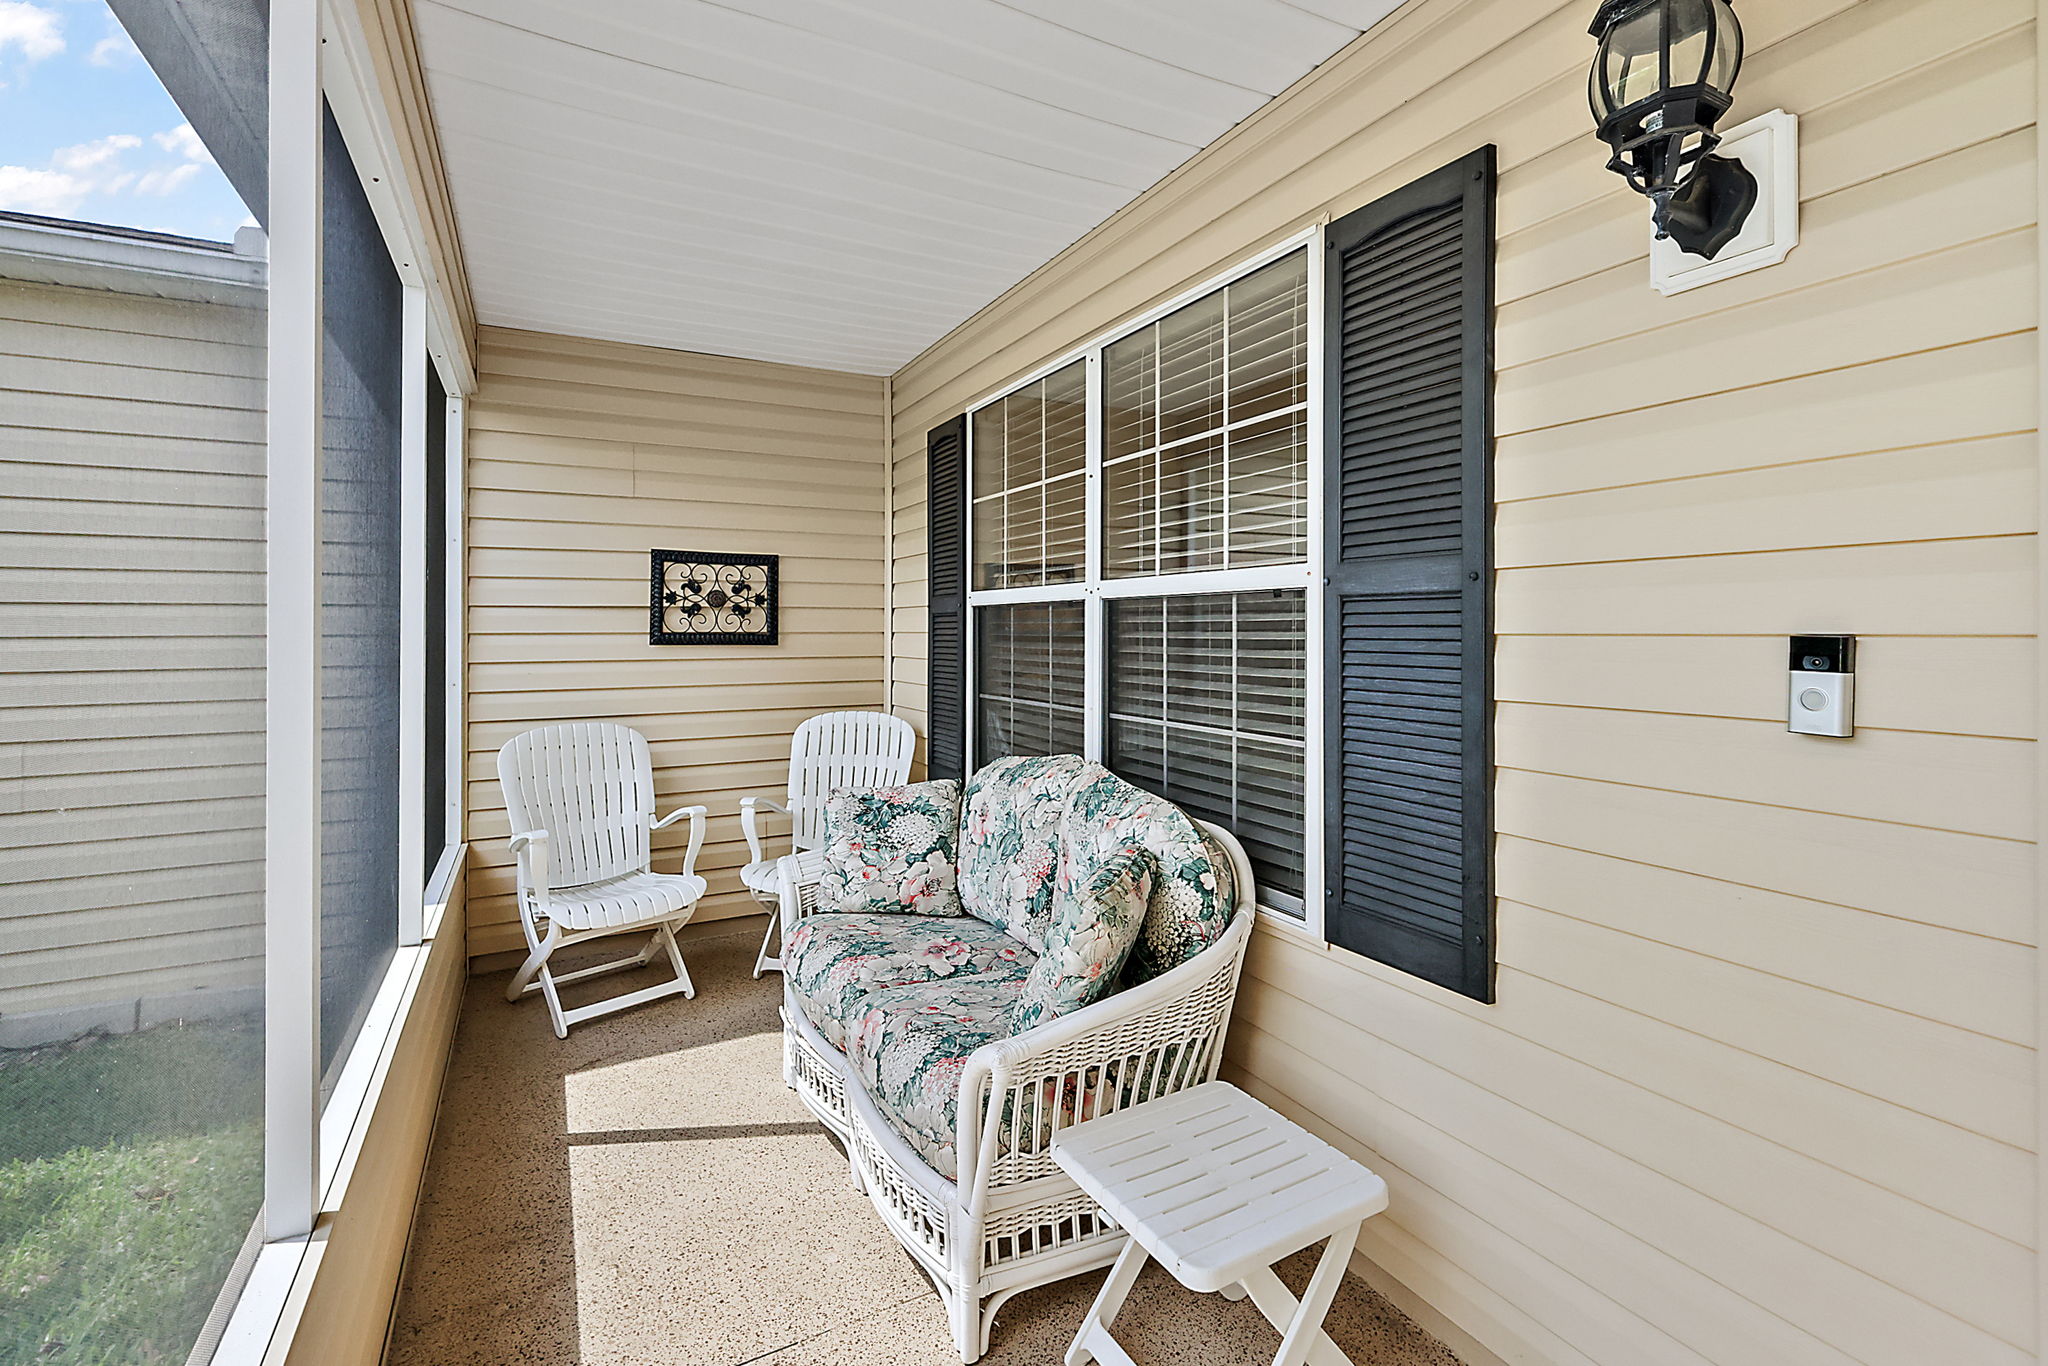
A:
[498, 723, 658, 890]
[787, 711, 917, 851]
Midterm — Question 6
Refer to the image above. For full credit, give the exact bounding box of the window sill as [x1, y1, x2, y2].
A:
[1253, 905, 1328, 952]
[207, 846, 466, 1366]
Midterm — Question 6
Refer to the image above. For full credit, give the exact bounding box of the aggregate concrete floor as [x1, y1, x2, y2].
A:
[387, 923, 1465, 1366]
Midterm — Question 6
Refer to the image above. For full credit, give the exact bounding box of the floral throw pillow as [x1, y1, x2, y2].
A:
[955, 754, 1090, 953]
[1062, 766, 1235, 984]
[817, 779, 963, 916]
[1010, 847, 1155, 1033]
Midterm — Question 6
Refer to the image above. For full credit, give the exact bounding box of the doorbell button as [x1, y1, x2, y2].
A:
[1787, 634, 1854, 738]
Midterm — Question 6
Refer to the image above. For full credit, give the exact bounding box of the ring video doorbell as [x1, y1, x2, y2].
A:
[1788, 635, 1854, 738]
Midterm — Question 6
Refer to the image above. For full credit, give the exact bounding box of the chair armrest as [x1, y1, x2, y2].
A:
[654, 805, 710, 880]
[507, 829, 552, 908]
[739, 795, 790, 865]
[956, 910, 1257, 1216]
[773, 848, 828, 925]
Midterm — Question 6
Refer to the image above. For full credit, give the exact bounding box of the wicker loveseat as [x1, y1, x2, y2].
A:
[775, 754, 1258, 1362]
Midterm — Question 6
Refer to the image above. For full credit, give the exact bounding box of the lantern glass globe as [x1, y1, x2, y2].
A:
[1590, 0, 1741, 124]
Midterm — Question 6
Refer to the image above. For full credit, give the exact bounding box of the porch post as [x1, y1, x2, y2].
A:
[264, 0, 324, 1242]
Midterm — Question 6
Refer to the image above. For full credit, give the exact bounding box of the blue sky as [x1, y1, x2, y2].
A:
[0, 0, 253, 240]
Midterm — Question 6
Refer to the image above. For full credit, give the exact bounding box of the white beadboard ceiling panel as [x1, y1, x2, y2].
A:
[414, 0, 1406, 374]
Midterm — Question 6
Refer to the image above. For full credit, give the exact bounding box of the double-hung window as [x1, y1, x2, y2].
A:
[964, 242, 1318, 919]
[944, 149, 1496, 995]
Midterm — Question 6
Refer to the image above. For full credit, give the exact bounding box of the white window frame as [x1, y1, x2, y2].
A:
[963, 228, 1325, 938]
[399, 283, 428, 947]
[211, 1, 475, 1360]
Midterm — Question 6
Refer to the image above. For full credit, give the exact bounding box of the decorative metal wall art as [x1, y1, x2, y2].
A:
[650, 550, 779, 645]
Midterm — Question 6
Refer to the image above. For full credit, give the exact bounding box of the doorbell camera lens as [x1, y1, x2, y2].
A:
[1789, 635, 1855, 674]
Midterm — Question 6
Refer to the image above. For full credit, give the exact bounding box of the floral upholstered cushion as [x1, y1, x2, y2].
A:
[1062, 766, 1237, 984]
[784, 913, 1033, 1052]
[955, 754, 1091, 954]
[1009, 847, 1155, 1033]
[817, 779, 962, 917]
[847, 975, 1026, 1180]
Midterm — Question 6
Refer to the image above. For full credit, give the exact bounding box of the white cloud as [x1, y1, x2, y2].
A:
[0, 126, 230, 223]
[88, 31, 137, 67]
[52, 132, 139, 173]
[154, 123, 212, 163]
[0, 135, 141, 217]
[136, 162, 201, 195]
[0, 2, 63, 62]
[0, 164, 89, 215]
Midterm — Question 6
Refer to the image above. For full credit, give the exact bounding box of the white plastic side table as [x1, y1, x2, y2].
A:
[1050, 1081, 1389, 1366]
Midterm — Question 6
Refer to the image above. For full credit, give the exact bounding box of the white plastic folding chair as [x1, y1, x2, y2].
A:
[497, 722, 709, 1037]
[739, 710, 916, 977]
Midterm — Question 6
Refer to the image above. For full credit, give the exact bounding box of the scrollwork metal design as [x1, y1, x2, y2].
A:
[649, 550, 779, 645]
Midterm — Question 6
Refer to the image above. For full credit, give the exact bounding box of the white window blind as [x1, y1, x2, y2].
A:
[1106, 591, 1307, 907]
[976, 601, 1086, 761]
[972, 359, 1086, 589]
[1103, 250, 1308, 578]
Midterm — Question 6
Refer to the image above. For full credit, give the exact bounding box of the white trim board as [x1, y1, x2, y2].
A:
[0, 214, 265, 303]
[2031, 10, 2048, 1361]
[320, 0, 475, 397]
[263, 0, 326, 1247]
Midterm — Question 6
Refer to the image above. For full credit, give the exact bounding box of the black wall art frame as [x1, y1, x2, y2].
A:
[650, 550, 780, 645]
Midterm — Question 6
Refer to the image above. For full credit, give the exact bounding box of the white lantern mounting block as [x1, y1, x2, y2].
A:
[1652, 108, 1800, 295]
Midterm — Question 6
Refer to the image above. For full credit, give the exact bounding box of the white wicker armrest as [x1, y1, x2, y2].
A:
[507, 828, 552, 908]
[774, 848, 829, 926]
[956, 909, 1257, 1218]
[653, 805, 710, 879]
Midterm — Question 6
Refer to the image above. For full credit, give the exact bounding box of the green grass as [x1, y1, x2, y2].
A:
[0, 1020, 263, 1365]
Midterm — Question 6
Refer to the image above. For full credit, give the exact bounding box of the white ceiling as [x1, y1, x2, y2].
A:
[413, 0, 1405, 375]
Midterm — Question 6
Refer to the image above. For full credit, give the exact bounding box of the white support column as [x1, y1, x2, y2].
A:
[444, 392, 466, 846]
[397, 285, 427, 945]
[264, 0, 324, 1243]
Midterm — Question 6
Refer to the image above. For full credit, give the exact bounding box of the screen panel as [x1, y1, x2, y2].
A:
[318, 103, 402, 1080]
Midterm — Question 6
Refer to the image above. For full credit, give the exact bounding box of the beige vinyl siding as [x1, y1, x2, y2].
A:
[463, 327, 887, 956]
[0, 275, 266, 1018]
[887, 0, 2040, 1362]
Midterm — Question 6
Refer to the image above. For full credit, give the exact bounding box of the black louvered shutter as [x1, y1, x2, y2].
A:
[1323, 147, 1496, 1002]
[926, 414, 969, 781]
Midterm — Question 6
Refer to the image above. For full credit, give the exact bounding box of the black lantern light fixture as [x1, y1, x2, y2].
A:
[1589, 0, 1754, 259]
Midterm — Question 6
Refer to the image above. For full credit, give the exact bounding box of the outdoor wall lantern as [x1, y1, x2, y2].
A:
[1589, 0, 1753, 259]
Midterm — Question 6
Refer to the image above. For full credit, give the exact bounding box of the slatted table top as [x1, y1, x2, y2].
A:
[1051, 1081, 1389, 1294]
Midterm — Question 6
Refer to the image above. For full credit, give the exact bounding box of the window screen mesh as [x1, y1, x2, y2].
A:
[1107, 591, 1307, 908]
[0, 14, 269, 1362]
[423, 363, 447, 881]
[1103, 250, 1309, 577]
[319, 104, 401, 1082]
[975, 601, 1086, 761]
[971, 360, 1085, 589]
